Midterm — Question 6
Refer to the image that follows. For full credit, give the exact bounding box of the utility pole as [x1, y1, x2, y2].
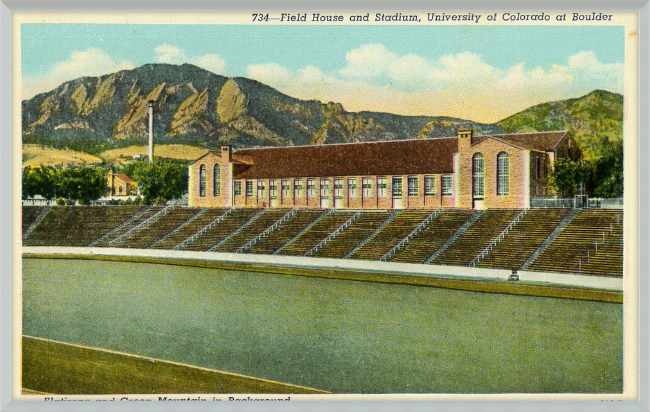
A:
[148, 100, 154, 164]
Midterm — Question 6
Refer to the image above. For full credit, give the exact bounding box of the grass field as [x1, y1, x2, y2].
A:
[22, 258, 624, 394]
[25, 253, 623, 303]
[99, 144, 209, 164]
[22, 337, 326, 395]
[22, 144, 103, 168]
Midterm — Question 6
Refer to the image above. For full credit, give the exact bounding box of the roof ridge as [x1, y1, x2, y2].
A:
[234, 136, 458, 152]
[490, 130, 568, 136]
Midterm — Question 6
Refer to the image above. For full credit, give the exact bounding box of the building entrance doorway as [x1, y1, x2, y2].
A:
[391, 177, 404, 209]
[320, 179, 332, 208]
[472, 154, 485, 210]
[269, 180, 279, 207]
[257, 182, 266, 207]
[334, 179, 344, 209]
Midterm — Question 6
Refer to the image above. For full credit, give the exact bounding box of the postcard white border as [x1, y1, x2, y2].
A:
[3, 1, 649, 411]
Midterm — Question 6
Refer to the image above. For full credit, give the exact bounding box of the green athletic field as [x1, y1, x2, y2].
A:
[22, 258, 623, 393]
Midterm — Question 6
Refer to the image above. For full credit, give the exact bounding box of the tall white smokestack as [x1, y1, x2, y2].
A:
[148, 100, 154, 164]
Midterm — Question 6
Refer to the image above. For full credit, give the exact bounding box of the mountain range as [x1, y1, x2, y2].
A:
[22, 63, 623, 162]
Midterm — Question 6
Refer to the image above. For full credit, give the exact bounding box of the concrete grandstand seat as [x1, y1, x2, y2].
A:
[389, 210, 474, 264]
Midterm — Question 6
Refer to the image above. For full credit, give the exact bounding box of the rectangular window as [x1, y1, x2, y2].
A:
[334, 179, 344, 199]
[282, 180, 291, 200]
[377, 177, 388, 198]
[234, 180, 242, 196]
[348, 178, 358, 198]
[362, 178, 373, 198]
[320, 179, 331, 197]
[307, 179, 317, 197]
[270, 180, 278, 198]
[392, 177, 403, 198]
[473, 155, 485, 197]
[257, 181, 265, 198]
[199, 165, 207, 197]
[442, 176, 453, 197]
[425, 176, 436, 196]
[498, 155, 510, 196]
[213, 165, 221, 197]
[245, 181, 254, 197]
[294, 180, 304, 198]
[408, 177, 418, 197]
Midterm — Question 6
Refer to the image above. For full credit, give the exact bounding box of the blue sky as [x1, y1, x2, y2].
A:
[21, 24, 625, 122]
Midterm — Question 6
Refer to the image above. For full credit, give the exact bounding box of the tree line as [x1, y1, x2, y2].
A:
[21, 142, 623, 205]
[22, 159, 188, 204]
[548, 139, 623, 198]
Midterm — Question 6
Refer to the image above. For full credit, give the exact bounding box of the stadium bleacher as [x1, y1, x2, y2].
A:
[528, 209, 623, 276]
[213, 208, 293, 253]
[478, 209, 570, 271]
[92, 206, 166, 247]
[151, 208, 227, 250]
[348, 209, 433, 261]
[21, 205, 625, 277]
[22, 206, 46, 236]
[246, 209, 325, 255]
[430, 209, 521, 267]
[24, 206, 147, 247]
[311, 211, 391, 259]
[277, 211, 358, 257]
[115, 208, 203, 249]
[388, 210, 474, 264]
[181, 208, 262, 252]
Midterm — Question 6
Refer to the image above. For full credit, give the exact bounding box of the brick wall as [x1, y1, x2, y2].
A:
[456, 136, 529, 209]
[188, 151, 233, 208]
[222, 173, 456, 210]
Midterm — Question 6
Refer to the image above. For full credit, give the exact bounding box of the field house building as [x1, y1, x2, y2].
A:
[188, 129, 582, 210]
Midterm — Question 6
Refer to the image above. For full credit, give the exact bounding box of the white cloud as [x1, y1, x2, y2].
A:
[154, 43, 226, 74]
[247, 63, 292, 84]
[22, 48, 133, 100]
[194, 54, 226, 74]
[154, 44, 187, 64]
[246, 45, 624, 123]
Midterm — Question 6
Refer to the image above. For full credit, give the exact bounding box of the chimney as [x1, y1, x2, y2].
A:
[221, 145, 232, 161]
[457, 127, 474, 153]
[148, 100, 155, 164]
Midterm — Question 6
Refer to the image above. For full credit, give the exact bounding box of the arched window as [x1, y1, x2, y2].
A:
[497, 152, 510, 196]
[199, 164, 207, 197]
[213, 164, 221, 196]
[472, 153, 484, 197]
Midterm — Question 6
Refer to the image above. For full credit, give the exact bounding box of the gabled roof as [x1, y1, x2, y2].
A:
[484, 131, 569, 152]
[232, 138, 458, 179]
[192, 151, 220, 164]
[116, 174, 136, 184]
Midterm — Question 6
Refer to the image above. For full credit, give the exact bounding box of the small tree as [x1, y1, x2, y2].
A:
[131, 159, 188, 204]
[548, 159, 593, 198]
[59, 166, 107, 204]
[592, 139, 623, 198]
[22, 166, 58, 200]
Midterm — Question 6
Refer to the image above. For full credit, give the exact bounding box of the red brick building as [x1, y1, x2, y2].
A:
[188, 129, 581, 210]
[107, 170, 137, 197]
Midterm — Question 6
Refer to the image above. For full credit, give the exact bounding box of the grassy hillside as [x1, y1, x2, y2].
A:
[22, 144, 103, 168]
[496, 90, 623, 161]
[100, 144, 210, 165]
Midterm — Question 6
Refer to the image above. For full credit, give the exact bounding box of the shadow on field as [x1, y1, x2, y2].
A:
[22, 336, 328, 395]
